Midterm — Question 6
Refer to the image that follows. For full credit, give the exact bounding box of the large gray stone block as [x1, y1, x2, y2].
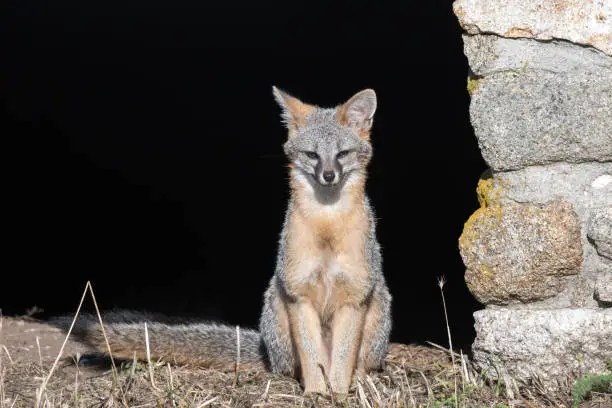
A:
[462, 35, 612, 77]
[469, 69, 612, 171]
[491, 163, 611, 218]
[453, 0, 612, 55]
[460, 198, 583, 305]
[472, 308, 612, 391]
[466, 164, 611, 307]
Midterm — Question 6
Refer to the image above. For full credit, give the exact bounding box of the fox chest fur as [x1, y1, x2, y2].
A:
[283, 195, 373, 321]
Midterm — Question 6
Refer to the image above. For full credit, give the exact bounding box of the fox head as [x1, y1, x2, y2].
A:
[272, 86, 377, 194]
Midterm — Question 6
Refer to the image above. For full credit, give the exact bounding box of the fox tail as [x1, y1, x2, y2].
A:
[50, 310, 267, 371]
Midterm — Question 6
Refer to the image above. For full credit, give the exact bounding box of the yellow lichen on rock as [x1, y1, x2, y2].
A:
[458, 207, 485, 252]
[459, 174, 506, 253]
[467, 76, 482, 96]
[459, 174, 508, 298]
[475, 175, 506, 207]
[459, 196, 583, 305]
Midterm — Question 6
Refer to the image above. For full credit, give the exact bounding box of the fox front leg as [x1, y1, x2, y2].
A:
[287, 300, 330, 395]
[328, 305, 367, 395]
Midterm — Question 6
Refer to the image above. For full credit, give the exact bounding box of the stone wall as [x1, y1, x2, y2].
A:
[452, 0, 612, 390]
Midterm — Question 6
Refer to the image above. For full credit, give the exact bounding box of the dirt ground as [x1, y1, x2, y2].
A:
[0, 315, 91, 365]
[1, 315, 609, 408]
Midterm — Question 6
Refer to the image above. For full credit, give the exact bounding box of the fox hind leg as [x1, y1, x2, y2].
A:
[357, 284, 392, 375]
[259, 280, 297, 377]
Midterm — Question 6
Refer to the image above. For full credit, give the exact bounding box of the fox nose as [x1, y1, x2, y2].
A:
[323, 171, 335, 183]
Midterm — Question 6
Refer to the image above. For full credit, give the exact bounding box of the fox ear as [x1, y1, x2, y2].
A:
[272, 86, 314, 130]
[338, 89, 377, 134]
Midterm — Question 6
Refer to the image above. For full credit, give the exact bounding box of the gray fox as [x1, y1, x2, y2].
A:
[52, 87, 392, 396]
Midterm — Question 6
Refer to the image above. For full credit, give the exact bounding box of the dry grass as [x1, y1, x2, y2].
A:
[2, 343, 557, 408]
[0, 281, 609, 408]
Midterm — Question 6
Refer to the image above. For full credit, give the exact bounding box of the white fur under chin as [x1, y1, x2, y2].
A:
[293, 168, 362, 215]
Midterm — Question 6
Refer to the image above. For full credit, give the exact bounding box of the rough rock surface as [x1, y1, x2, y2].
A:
[459, 192, 583, 305]
[463, 35, 612, 78]
[594, 274, 612, 306]
[472, 308, 612, 389]
[479, 164, 611, 306]
[453, 0, 612, 55]
[469, 69, 612, 171]
[454, 0, 612, 391]
[464, 35, 612, 171]
[588, 207, 612, 260]
[486, 163, 611, 217]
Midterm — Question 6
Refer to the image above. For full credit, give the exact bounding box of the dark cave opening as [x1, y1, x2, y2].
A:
[2, 0, 486, 354]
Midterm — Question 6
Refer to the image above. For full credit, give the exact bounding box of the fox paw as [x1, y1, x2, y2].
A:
[303, 385, 330, 397]
[349, 368, 367, 391]
[304, 390, 350, 404]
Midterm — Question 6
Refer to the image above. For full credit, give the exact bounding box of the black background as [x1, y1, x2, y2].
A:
[2, 0, 487, 353]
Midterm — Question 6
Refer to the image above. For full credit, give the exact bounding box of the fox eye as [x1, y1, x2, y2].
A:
[336, 150, 350, 159]
[304, 151, 319, 160]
